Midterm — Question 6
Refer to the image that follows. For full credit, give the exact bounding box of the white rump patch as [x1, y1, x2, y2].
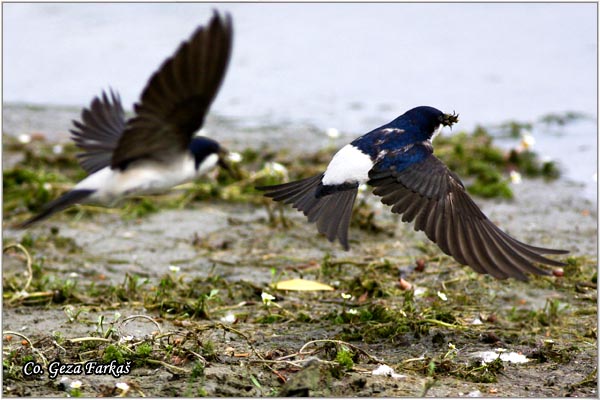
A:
[322, 144, 373, 186]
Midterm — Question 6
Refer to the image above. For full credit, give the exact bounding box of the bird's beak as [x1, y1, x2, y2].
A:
[441, 111, 459, 128]
[217, 147, 232, 172]
[217, 147, 242, 180]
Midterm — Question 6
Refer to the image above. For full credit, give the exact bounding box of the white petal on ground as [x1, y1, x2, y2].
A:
[220, 312, 236, 323]
[261, 292, 275, 305]
[18, 134, 31, 144]
[520, 133, 536, 149]
[326, 127, 340, 139]
[263, 162, 289, 180]
[228, 152, 242, 163]
[69, 380, 82, 389]
[510, 170, 522, 184]
[116, 382, 130, 392]
[471, 350, 530, 364]
[372, 364, 406, 379]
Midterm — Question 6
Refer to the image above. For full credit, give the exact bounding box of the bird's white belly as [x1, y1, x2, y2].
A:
[74, 154, 202, 204]
[322, 144, 373, 186]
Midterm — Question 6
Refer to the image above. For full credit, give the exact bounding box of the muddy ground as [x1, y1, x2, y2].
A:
[2, 104, 598, 397]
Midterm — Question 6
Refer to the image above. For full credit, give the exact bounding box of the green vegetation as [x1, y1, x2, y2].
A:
[434, 126, 559, 199]
[3, 240, 597, 389]
[2, 114, 595, 397]
[334, 345, 355, 370]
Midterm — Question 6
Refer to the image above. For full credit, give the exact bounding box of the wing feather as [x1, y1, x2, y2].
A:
[368, 152, 567, 280]
[70, 90, 126, 174]
[110, 12, 233, 169]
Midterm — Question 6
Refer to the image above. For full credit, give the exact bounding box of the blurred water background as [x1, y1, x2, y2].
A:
[3, 3, 597, 201]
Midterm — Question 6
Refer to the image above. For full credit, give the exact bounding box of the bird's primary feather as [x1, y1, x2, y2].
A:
[369, 150, 567, 281]
[70, 90, 126, 174]
[111, 12, 233, 169]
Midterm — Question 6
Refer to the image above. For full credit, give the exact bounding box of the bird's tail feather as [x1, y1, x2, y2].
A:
[257, 174, 357, 250]
[17, 189, 95, 229]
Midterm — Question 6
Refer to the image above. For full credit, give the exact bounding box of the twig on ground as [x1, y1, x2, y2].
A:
[3, 243, 33, 302]
[215, 323, 287, 383]
[146, 359, 189, 374]
[298, 339, 385, 364]
[119, 314, 163, 334]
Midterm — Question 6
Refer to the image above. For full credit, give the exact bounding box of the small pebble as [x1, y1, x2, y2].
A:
[31, 132, 47, 141]
[398, 278, 412, 290]
[552, 269, 564, 277]
[486, 314, 498, 323]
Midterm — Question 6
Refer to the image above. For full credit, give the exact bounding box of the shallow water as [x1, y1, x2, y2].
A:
[3, 3, 597, 200]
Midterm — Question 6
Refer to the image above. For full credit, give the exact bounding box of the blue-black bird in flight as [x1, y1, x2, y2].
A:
[19, 11, 233, 228]
[259, 106, 568, 281]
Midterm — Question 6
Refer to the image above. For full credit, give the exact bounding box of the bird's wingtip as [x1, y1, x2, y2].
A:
[210, 9, 233, 25]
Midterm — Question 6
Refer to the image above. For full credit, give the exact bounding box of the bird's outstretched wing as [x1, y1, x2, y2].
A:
[368, 153, 568, 281]
[110, 11, 233, 169]
[70, 90, 126, 174]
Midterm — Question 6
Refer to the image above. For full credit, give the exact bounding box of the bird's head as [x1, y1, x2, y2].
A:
[398, 106, 459, 140]
[189, 136, 241, 179]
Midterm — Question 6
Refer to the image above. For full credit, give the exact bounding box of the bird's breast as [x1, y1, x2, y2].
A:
[430, 124, 443, 142]
[75, 154, 200, 203]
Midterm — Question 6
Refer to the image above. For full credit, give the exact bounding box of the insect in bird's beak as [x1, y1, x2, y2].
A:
[440, 111, 459, 130]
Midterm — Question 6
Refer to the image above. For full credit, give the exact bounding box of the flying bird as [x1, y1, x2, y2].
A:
[258, 106, 568, 281]
[19, 11, 233, 228]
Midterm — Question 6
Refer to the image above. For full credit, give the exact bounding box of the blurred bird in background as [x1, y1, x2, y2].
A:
[19, 11, 234, 228]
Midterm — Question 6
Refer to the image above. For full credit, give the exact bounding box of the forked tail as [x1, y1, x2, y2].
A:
[257, 174, 358, 250]
[17, 190, 95, 229]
